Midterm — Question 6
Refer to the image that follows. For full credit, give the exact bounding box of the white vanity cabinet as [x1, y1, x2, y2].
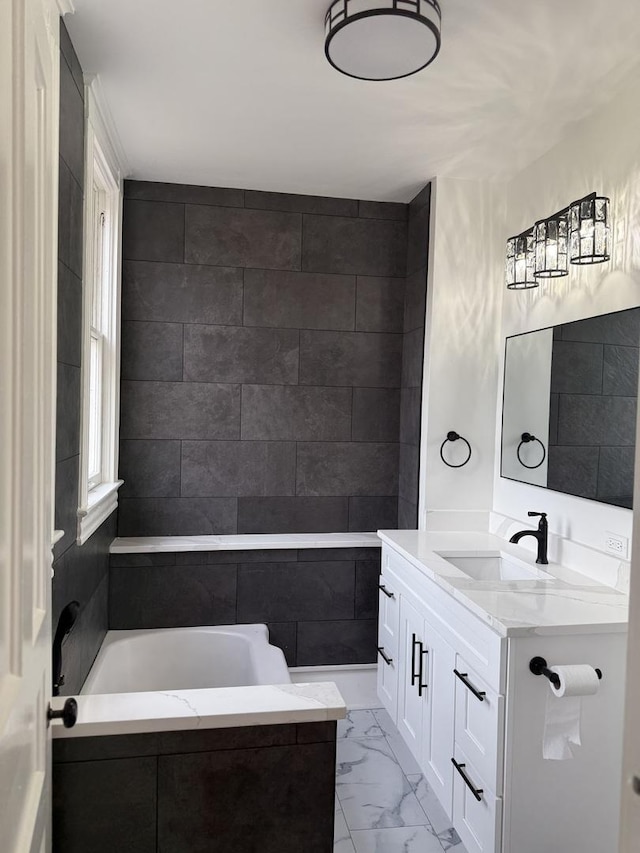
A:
[377, 540, 626, 853]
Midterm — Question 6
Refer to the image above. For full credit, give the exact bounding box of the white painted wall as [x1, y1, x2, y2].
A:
[494, 69, 640, 552]
[419, 71, 640, 554]
[418, 177, 505, 529]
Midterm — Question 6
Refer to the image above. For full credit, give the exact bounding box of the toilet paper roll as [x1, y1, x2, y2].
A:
[542, 665, 600, 760]
[548, 664, 600, 698]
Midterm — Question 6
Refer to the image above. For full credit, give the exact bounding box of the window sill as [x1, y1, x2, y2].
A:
[77, 480, 123, 546]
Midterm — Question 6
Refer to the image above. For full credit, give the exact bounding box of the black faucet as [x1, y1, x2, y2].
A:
[509, 512, 548, 564]
[52, 601, 80, 696]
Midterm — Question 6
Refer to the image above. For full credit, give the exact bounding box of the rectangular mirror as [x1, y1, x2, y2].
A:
[501, 307, 639, 508]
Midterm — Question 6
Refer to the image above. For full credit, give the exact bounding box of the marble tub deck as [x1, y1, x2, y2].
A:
[334, 709, 468, 853]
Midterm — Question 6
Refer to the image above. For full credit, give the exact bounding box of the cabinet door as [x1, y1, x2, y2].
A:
[397, 597, 428, 756]
[376, 573, 400, 720]
[422, 617, 456, 818]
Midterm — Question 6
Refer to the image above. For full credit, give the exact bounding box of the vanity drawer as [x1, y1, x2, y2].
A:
[378, 571, 400, 655]
[453, 655, 504, 795]
[452, 747, 502, 853]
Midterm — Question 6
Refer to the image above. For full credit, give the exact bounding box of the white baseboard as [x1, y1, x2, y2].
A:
[289, 663, 379, 711]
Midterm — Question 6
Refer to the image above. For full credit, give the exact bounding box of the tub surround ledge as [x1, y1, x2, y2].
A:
[110, 532, 381, 553]
[51, 681, 346, 739]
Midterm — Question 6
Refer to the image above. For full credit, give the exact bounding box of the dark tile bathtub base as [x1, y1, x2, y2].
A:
[109, 548, 381, 666]
[53, 722, 336, 853]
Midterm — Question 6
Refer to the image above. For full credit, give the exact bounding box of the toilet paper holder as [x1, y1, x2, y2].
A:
[529, 656, 602, 690]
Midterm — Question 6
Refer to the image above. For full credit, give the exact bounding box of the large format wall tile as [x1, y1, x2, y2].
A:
[119, 440, 181, 498]
[598, 446, 635, 504]
[401, 327, 426, 389]
[237, 561, 355, 622]
[57, 577, 108, 697]
[56, 362, 81, 461]
[58, 158, 84, 277]
[399, 387, 422, 448]
[297, 619, 377, 665]
[398, 443, 420, 507]
[355, 276, 405, 333]
[603, 344, 639, 396]
[185, 204, 302, 270]
[237, 496, 349, 534]
[348, 497, 398, 531]
[57, 262, 83, 367]
[157, 743, 335, 853]
[550, 341, 603, 395]
[125, 180, 244, 208]
[58, 51, 85, 186]
[183, 325, 299, 385]
[241, 385, 352, 441]
[297, 442, 399, 497]
[299, 330, 402, 388]
[110, 564, 238, 628]
[245, 189, 358, 217]
[118, 497, 238, 536]
[122, 261, 243, 325]
[352, 388, 401, 442]
[53, 756, 157, 853]
[560, 308, 640, 346]
[404, 268, 428, 334]
[120, 381, 240, 440]
[243, 268, 356, 330]
[120, 321, 183, 381]
[123, 199, 185, 263]
[181, 440, 296, 497]
[302, 214, 406, 277]
[547, 446, 599, 500]
[358, 200, 408, 221]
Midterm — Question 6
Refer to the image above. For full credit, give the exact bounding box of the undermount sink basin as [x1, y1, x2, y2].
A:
[435, 550, 554, 582]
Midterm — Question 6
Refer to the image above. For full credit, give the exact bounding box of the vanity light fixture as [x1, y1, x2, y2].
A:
[506, 192, 611, 290]
[506, 229, 538, 290]
[569, 193, 611, 265]
[324, 0, 442, 81]
[534, 213, 569, 278]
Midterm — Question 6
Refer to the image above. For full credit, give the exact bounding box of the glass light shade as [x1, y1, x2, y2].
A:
[569, 195, 611, 265]
[534, 214, 569, 278]
[506, 230, 538, 289]
[325, 0, 441, 81]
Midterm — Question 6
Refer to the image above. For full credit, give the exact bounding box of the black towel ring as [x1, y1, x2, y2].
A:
[517, 432, 546, 470]
[439, 431, 472, 469]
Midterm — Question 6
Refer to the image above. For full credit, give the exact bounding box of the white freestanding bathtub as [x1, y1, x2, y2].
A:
[81, 623, 291, 695]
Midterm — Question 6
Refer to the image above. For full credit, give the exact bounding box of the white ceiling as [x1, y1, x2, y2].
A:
[67, 0, 640, 202]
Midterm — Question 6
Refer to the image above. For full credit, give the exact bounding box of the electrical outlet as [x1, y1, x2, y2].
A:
[605, 532, 628, 558]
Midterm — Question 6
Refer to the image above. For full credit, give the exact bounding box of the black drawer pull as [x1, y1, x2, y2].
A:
[378, 583, 395, 599]
[454, 669, 486, 702]
[377, 646, 393, 665]
[451, 758, 483, 802]
[418, 646, 428, 697]
[411, 633, 420, 686]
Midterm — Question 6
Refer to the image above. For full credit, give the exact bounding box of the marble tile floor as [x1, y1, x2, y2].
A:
[334, 709, 469, 853]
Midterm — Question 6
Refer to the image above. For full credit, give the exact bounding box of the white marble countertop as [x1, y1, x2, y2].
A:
[110, 533, 381, 553]
[51, 681, 346, 739]
[378, 530, 629, 638]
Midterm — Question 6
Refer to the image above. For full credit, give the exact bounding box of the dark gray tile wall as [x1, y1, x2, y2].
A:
[398, 184, 431, 527]
[53, 22, 116, 695]
[53, 722, 336, 853]
[119, 180, 409, 535]
[109, 548, 381, 666]
[548, 308, 639, 508]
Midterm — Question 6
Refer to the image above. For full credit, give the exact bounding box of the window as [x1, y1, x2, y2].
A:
[77, 79, 124, 545]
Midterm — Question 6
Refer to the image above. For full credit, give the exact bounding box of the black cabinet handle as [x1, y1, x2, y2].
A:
[454, 669, 486, 702]
[377, 646, 393, 666]
[378, 583, 395, 599]
[47, 698, 78, 729]
[411, 633, 420, 686]
[451, 758, 483, 802]
[418, 646, 428, 697]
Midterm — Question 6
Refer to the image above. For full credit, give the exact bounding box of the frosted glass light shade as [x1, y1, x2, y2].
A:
[506, 231, 538, 290]
[569, 195, 611, 265]
[534, 214, 568, 278]
[325, 0, 442, 81]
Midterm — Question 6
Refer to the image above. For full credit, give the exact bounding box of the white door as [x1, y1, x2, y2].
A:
[0, 0, 61, 850]
[619, 374, 640, 849]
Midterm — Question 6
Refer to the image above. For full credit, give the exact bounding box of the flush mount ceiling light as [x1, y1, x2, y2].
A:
[325, 0, 442, 81]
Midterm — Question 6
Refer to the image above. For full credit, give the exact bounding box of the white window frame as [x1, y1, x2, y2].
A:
[77, 76, 125, 545]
